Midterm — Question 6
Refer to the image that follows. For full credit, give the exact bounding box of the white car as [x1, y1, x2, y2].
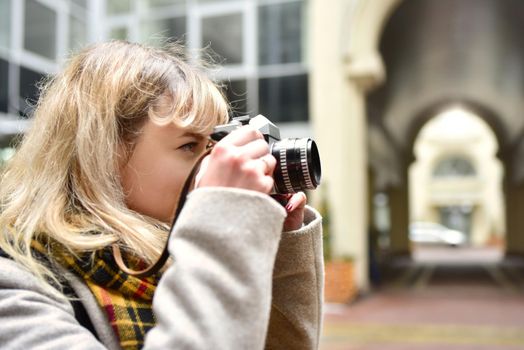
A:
[409, 222, 467, 246]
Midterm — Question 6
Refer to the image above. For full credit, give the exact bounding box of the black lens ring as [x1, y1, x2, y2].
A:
[270, 138, 321, 194]
[307, 139, 321, 186]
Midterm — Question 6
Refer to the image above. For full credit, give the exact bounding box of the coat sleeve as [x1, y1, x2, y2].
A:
[0, 257, 111, 350]
[144, 187, 287, 350]
[265, 206, 324, 350]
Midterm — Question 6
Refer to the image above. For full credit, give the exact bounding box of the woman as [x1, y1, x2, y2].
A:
[0, 41, 323, 349]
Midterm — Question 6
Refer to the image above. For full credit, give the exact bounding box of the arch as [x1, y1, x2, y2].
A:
[408, 105, 505, 248]
[406, 98, 507, 163]
[343, 0, 403, 91]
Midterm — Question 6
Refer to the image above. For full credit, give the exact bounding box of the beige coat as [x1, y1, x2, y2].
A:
[0, 187, 324, 349]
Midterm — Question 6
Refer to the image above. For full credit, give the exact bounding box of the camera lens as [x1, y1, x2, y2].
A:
[270, 138, 321, 194]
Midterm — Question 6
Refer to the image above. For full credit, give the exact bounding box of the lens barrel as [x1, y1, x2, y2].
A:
[270, 138, 321, 194]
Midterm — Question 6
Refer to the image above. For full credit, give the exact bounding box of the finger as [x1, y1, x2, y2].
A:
[259, 154, 276, 175]
[194, 155, 210, 188]
[285, 192, 307, 212]
[260, 175, 275, 194]
[247, 156, 273, 176]
[271, 193, 291, 207]
[239, 139, 271, 159]
[220, 126, 264, 147]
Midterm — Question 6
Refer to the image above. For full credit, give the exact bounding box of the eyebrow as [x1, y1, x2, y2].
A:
[180, 131, 206, 140]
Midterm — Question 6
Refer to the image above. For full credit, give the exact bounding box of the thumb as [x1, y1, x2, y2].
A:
[194, 155, 210, 188]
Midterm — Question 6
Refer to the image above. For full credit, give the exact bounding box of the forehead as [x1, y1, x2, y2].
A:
[150, 90, 226, 136]
[142, 119, 207, 142]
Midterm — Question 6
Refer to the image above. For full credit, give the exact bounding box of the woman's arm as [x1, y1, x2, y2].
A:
[265, 206, 324, 350]
[144, 187, 287, 349]
[0, 187, 296, 350]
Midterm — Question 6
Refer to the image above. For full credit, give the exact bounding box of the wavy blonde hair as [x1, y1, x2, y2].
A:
[0, 40, 229, 290]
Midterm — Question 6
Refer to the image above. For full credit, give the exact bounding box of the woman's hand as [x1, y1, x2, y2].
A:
[282, 192, 307, 231]
[196, 126, 277, 194]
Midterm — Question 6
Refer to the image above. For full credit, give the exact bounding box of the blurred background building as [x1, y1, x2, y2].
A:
[0, 0, 311, 141]
[312, 0, 524, 294]
[2, 0, 524, 298]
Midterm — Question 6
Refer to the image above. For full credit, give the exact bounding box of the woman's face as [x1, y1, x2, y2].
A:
[120, 119, 210, 223]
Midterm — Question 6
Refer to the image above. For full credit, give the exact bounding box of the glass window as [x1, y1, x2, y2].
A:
[223, 79, 247, 117]
[24, 0, 57, 60]
[140, 17, 187, 45]
[0, 59, 8, 113]
[258, 74, 308, 123]
[19, 66, 45, 118]
[202, 13, 243, 65]
[0, 0, 10, 49]
[147, 0, 185, 8]
[109, 27, 129, 40]
[69, 15, 87, 52]
[198, 0, 237, 3]
[0, 146, 15, 167]
[71, 0, 87, 8]
[258, 2, 303, 65]
[433, 156, 476, 177]
[107, 0, 131, 15]
[0, 147, 15, 166]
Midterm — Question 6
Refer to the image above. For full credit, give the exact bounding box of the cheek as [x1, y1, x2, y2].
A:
[152, 163, 188, 198]
[121, 154, 190, 222]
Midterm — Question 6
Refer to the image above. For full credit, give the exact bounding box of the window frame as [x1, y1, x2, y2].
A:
[101, 0, 309, 123]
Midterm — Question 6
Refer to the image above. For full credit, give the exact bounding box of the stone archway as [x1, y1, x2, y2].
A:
[409, 105, 505, 250]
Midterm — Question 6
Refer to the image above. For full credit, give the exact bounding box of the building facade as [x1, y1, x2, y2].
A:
[0, 0, 311, 142]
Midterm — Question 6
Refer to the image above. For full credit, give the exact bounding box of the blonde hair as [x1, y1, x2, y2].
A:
[0, 40, 229, 290]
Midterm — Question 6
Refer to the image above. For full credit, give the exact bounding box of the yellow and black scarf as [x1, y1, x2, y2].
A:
[61, 249, 161, 350]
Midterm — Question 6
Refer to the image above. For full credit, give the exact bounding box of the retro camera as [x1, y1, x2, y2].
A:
[210, 115, 321, 194]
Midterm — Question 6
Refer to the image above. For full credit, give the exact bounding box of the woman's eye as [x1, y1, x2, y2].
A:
[179, 142, 198, 153]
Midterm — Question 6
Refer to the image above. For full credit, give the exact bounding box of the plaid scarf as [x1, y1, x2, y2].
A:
[60, 249, 161, 350]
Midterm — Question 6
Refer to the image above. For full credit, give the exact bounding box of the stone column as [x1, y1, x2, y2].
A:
[310, 0, 403, 291]
[387, 166, 411, 255]
[504, 158, 524, 256]
[310, 0, 369, 290]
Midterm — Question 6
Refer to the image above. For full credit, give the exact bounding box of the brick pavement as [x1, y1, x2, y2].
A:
[319, 247, 524, 350]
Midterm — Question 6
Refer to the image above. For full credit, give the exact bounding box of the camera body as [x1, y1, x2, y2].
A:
[210, 115, 321, 194]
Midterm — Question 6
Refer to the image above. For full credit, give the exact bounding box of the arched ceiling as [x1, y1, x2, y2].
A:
[367, 0, 524, 152]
